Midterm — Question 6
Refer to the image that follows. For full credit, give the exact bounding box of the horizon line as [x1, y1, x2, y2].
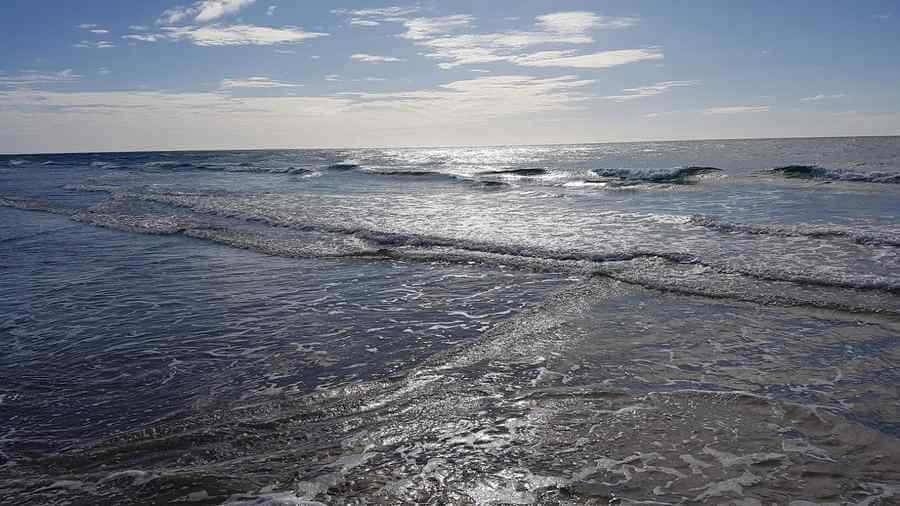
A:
[2, 133, 898, 156]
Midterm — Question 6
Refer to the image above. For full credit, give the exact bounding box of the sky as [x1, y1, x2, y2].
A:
[1, 1, 899, 153]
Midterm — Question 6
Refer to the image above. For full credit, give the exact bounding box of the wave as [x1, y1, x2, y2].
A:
[9, 275, 899, 504]
[592, 166, 721, 183]
[326, 162, 361, 171]
[5, 192, 899, 310]
[362, 169, 453, 178]
[476, 168, 548, 177]
[689, 215, 900, 247]
[771, 165, 900, 184]
[89, 161, 121, 169]
[72, 212, 194, 235]
[0, 197, 74, 216]
[8, 159, 28, 166]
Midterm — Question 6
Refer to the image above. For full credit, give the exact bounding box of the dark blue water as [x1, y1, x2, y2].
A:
[1, 138, 899, 504]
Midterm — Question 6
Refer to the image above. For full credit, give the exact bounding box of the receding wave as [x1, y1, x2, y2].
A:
[771, 165, 900, 184]
[7, 276, 899, 505]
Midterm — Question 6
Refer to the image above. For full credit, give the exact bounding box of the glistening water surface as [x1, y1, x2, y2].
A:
[1, 137, 899, 504]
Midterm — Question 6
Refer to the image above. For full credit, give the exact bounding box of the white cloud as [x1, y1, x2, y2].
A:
[400, 15, 474, 40]
[379, 11, 652, 69]
[75, 40, 116, 49]
[0, 69, 82, 86]
[331, 7, 420, 18]
[342, 75, 596, 121]
[351, 53, 405, 63]
[163, 24, 328, 46]
[221, 76, 302, 88]
[703, 106, 770, 115]
[130, 25, 149, 31]
[159, 0, 257, 24]
[511, 49, 663, 69]
[267, 5, 277, 16]
[325, 74, 341, 81]
[535, 11, 637, 33]
[77, 24, 99, 29]
[601, 80, 697, 101]
[98, 68, 112, 76]
[123, 34, 165, 42]
[350, 19, 381, 27]
[801, 94, 846, 101]
[643, 110, 681, 118]
[363, 77, 387, 82]
[90, 29, 110, 34]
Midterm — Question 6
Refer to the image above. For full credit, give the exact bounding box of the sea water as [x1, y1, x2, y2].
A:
[1, 137, 899, 504]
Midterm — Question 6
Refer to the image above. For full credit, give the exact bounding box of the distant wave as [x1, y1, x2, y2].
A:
[771, 165, 900, 184]
[592, 166, 721, 183]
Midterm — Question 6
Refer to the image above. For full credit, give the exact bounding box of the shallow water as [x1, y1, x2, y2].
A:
[1, 137, 899, 504]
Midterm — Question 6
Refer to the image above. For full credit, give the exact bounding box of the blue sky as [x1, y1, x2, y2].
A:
[1, 1, 899, 152]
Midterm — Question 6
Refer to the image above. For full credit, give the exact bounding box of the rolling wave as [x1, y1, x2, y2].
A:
[771, 165, 900, 183]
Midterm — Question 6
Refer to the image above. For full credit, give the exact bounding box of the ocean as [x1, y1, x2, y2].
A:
[1, 136, 899, 504]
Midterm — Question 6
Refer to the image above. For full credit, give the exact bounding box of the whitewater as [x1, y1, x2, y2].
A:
[1, 136, 899, 504]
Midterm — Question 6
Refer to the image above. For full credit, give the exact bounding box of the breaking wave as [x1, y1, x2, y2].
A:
[592, 166, 722, 183]
[4, 193, 898, 313]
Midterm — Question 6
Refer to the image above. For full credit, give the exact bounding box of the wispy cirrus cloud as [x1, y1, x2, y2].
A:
[161, 24, 328, 46]
[78, 24, 109, 34]
[511, 49, 663, 69]
[801, 94, 846, 101]
[643, 110, 682, 119]
[399, 15, 474, 40]
[351, 54, 405, 63]
[267, 5, 277, 16]
[74, 40, 116, 49]
[350, 19, 381, 27]
[159, 0, 257, 24]
[335, 10, 653, 69]
[123, 34, 165, 42]
[342, 74, 596, 119]
[703, 105, 770, 115]
[601, 80, 698, 101]
[0, 69, 83, 86]
[331, 6, 420, 19]
[221, 76, 302, 89]
[535, 11, 638, 33]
